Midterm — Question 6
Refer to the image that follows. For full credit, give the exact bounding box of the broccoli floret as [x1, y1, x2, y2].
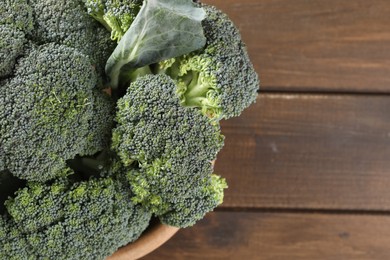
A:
[159, 173, 227, 227]
[112, 74, 223, 166]
[112, 74, 226, 227]
[126, 158, 227, 228]
[0, 148, 5, 171]
[0, 0, 34, 33]
[0, 43, 114, 182]
[93, 26, 117, 79]
[0, 0, 33, 78]
[30, 0, 116, 74]
[30, 0, 96, 49]
[2, 176, 151, 260]
[157, 5, 259, 120]
[83, 0, 143, 42]
[0, 25, 26, 78]
[0, 215, 35, 260]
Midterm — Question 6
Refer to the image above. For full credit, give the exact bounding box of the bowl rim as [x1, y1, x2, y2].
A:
[107, 220, 179, 260]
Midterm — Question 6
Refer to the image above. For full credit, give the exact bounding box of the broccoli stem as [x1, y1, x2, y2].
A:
[128, 66, 152, 82]
[183, 71, 210, 104]
[118, 65, 152, 89]
[91, 13, 112, 33]
[155, 60, 181, 80]
[184, 96, 208, 107]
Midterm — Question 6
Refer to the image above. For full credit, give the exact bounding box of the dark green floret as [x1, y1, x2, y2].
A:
[157, 5, 259, 120]
[1, 175, 151, 260]
[0, 0, 34, 33]
[30, 0, 116, 73]
[0, 25, 26, 78]
[0, 0, 33, 78]
[0, 215, 35, 260]
[112, 74, 224, 166]
[159, 173, 227, 227]
[112, 74, 226, 227]
[0, 43, 114, 182]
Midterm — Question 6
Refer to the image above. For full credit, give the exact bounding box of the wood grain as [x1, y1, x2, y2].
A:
[216, 94, 390, 210]
[203, 0, 390, 93]
[144, 211, 390, 260]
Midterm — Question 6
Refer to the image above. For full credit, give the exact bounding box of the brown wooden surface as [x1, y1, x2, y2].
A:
[203, 0, 390, 93]
[217, 94, 390, 210]
[142, 1, 390, 259]
[145, 212, 390, 260]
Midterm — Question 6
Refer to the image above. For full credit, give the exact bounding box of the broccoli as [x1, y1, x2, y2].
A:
[0, 0, 116, 183]
[0, 25, 26, 78]
[0, 0, 34, 33]
[0, 0, 33, 78]
[156, 5, 259, 120]
[0, 43, 114, 182]
[1, 175, 151, 260]
[29, 0, 116, 75]
[30, 0, 97, 53]
[83, 0, 143, 42]
[94, 26, 118, 78]
[112, 74, 227, 227]
[0, 0, 258, 256]
[159, 173, 227, 227]
[112, 74, 223, 166]
[0, 147, 5, 171]
[0, 215, 34, 260]
[0, 0, 116, 81]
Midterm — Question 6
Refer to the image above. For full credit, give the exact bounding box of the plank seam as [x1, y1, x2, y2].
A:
[259, 89, 390, 96]
[216, 207, 390, 216]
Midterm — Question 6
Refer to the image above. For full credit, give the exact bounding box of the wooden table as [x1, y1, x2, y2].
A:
[145, 1, 390, 259]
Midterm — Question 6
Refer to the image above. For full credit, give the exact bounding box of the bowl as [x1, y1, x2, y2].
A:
[107, 220, 179, 260]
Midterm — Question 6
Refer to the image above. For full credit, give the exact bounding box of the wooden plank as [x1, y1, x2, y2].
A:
[203, 0, 390, 93]
[144, 211, 390, 260]
[215, 94, 390, 210]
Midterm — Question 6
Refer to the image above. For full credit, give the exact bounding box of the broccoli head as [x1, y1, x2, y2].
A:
[112, 74, 226, 227]
[0, 215, 34, 260]
[83, 0, 143, 42]
[0, 147, 5, 171]
[2, 175, 151, 260]
[0, 25, 26, 78]
[112, 74, 224, 166]
[157, 4, 259, 120]
[30, 0, 116, 74]
[0, 43, 114, 182]
[126, 158, 227, 228]
[0, 0, 34, 78]
[159, 173, 227, 227]
[30, 0, 96, 50]
[0, 0, 34, 33]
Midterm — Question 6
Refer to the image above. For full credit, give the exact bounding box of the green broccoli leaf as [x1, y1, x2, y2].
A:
[105, 0, 206, 89]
